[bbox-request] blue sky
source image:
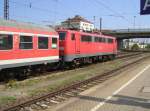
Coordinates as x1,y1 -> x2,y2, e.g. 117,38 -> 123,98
0,0 -> 150,29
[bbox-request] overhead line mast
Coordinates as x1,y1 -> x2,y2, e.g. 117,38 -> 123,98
4,0 -> 9,20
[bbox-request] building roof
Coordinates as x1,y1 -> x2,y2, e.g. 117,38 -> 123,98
0,19 -> 56,32
62,15 -> 92,24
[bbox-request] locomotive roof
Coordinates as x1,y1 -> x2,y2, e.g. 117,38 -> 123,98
58,29 -> 116,39
0,19 -> 56,32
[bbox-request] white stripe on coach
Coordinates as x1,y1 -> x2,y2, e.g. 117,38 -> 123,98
0,56 -> 59,65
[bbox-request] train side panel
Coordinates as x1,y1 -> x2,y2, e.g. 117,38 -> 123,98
58,29 -> 117,62
0,20 -> 59,69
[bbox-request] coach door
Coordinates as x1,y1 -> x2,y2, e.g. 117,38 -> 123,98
72,33 -> 80,54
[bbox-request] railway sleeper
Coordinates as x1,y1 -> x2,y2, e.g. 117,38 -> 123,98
49,100 -> 60,104
55,95 -> 68,100
64,92 -> 76,97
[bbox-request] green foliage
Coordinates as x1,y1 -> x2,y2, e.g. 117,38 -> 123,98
29,74 -> 86,97
145,44 -> 150,49
0,96 -> 16,105
131,44 -> 139,51
6,79 -> 19,88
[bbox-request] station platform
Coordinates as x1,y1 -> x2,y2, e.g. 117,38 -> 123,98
48,58 -> 150,111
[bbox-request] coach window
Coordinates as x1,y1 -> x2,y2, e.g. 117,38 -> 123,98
71,33 -> 75,40
19,36 -> 33,49
38,37 -> 48,49
0,34 -> 13,50
52,38 -> 57,49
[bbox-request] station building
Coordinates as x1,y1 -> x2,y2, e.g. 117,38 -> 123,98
61,15 -> 94,32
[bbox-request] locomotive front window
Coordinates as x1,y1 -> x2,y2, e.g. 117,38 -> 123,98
0,34 -> 13,50
19,36 -> 33,49
52,38 -> 57,49
59,32 -> 66,40
38,37 -> 48,49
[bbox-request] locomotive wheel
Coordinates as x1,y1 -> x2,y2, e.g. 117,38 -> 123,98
89,58 -> 93,64
70,59 -> 80,68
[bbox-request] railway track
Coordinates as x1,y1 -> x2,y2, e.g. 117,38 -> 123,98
116,52 -> 142,58
0,52 -> 141,82
2,53 -> 150,111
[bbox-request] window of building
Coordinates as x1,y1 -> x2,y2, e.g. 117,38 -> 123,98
38,37 -> 48,49
71,33 -> 75,40
0,34 -> 13,50
59,32 -> 66,40
19,36 -> 33,49
52,38 -> 57,49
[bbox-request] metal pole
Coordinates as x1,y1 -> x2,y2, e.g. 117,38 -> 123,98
100,18 -> 102,32
4,0 -> 9,20
133,16 -> 136,29
93,16 -> 95,28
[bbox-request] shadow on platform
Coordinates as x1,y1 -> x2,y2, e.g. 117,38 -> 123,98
77,94 -> 150,109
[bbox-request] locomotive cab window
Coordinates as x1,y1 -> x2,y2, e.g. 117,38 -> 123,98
0,34 -> 13,50
38,37 -> 48,49
52,38 -> 57,49
19,36 -> 33,49
59,32 -> 66,40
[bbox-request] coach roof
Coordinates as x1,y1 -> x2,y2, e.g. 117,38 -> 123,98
0,19 -> 56,32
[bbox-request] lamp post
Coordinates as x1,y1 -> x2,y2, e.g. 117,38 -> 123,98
93,16 -> 96,28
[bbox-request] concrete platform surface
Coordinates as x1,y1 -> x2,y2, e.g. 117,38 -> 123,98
47,58 -> 150,111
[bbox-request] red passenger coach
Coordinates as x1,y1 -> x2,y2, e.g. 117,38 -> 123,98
0,19 -> 59,70
58,29 -> 117,64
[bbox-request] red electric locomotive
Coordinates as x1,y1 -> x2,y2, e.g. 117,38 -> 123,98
58,29 -> 117,65
0,19 -> 59,77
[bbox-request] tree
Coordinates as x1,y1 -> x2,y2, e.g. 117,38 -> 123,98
131,44 -> 139,51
